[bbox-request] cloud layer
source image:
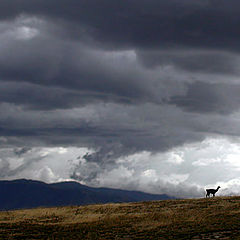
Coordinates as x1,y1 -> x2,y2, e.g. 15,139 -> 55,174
1,1 -> 240,197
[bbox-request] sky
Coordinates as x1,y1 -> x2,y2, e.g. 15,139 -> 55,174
1,0 -> 240,198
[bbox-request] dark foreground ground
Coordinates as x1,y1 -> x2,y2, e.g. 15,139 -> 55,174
1,196 -> 240,239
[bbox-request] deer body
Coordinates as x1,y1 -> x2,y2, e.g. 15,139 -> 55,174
206,186 -> 220,198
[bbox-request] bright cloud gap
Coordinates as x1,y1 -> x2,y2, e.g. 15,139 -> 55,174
0,137 -> 239,198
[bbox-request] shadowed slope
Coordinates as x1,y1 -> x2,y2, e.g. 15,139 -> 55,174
0,179 -> 173,210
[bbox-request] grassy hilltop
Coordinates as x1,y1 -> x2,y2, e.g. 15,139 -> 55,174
1,197 -> 240,239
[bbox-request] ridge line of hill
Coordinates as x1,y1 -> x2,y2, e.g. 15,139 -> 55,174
0,179 -> 175,210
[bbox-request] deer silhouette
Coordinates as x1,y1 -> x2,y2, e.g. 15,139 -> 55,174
206,186 -> 221,198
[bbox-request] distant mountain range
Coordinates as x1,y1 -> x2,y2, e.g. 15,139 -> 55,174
0,179 -> 174,210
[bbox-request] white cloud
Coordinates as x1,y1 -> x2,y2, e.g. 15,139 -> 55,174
224,154 -> 240,169
14,26 -> 39,40
0,147 -> 89,183
98,166 -> 134,187
1,137 -> 240,198
0,16 -> 40,41
167,152 -> 184,165
36,166 -> 58,182
192,157 -> 221,166
71,136 -> 240,197
163,173 -> 189,185
0,137 -> 7,143
215,178 -> 240,196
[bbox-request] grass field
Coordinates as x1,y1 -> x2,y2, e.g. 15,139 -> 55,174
1,197 -> 240,239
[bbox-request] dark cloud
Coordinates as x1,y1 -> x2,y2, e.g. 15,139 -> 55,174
170,82 -> 240,114
0,33 -> 154,106
1,0 -> 240,193
138,50 -> 240,75
1,0 -> 240,50
0,81 -> 136,110
1,1 -> 239,111
0,101 -> 208,154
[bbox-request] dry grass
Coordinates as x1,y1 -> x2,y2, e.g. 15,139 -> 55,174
1,197 -> 240,239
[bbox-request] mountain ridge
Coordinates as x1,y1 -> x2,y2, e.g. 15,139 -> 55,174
0,179 -> 174,210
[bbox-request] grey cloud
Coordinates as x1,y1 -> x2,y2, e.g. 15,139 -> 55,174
0,0 -> 240,51
1,97 -> 240,154
0,22 -> 187,109
14,147 -> 31,157
0,32 -> 155,106
1,0 -> 240,196
138,50 -> 240,75
0,102 -> 206,151
0,81 -> 134,110
81,143 -> 133,164
1,2 -> 239,114
0,148 -> 45,178
170,82 -> 240,114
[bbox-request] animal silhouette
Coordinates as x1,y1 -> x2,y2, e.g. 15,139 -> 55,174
206,186 -> 220,198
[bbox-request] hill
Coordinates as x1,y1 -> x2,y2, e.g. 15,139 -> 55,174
0,197 -> 240,239
0,179 -> 173,210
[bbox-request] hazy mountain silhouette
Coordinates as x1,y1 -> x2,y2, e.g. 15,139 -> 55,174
0,179 -> 174,210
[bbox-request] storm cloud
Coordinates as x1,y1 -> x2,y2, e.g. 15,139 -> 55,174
1,0 -> 240,197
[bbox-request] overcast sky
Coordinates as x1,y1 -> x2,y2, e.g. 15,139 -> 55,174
1,0 -> 240,198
